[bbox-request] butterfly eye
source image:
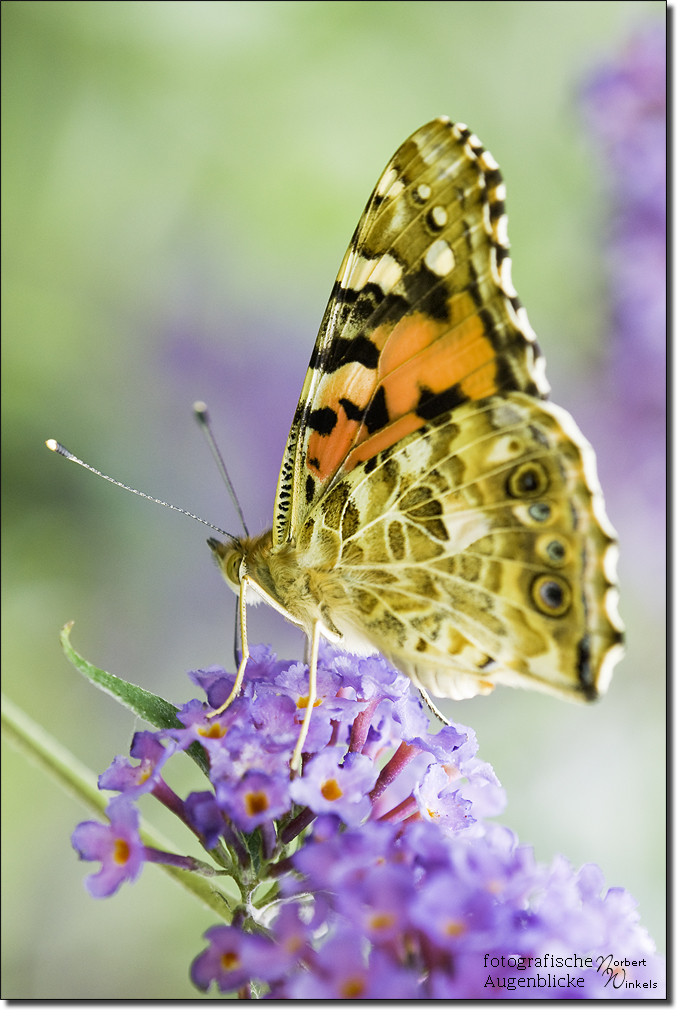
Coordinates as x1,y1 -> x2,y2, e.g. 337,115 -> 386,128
225,551 -> 243,586
531,574 -> 572,617
507,461 -> 549,499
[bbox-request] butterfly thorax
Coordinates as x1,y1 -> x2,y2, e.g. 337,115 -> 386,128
208,532 -> 345,638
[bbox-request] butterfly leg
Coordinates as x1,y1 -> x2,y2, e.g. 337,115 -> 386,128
290,620 -> 321,774
207,577 -> 253,717
418,687 -> 452,727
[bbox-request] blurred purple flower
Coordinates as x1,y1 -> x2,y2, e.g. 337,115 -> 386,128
580,23 -> 666,532
190,924 -> 285,994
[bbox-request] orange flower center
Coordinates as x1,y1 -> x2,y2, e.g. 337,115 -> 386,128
244,790 -> 269,816
320,778 -> 343,801
220,950 -> 241,972
198,723 -> 227,739
112,838 -> 130,865
297,695 -> 323,710
340,976 -> 366,998
137,760 -> 152,783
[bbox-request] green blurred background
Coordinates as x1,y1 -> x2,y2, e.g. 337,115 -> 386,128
2,1 -> 665,998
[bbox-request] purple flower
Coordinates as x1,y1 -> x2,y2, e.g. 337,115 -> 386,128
412,762 -> 474,831
71,644 -> 664,997
289,748 -> 378,826
286,930 -> 420,999
268,902 -> 314,966
98,730 -> 174,798
580,23 -> 666,530
216,769 -> 290,832
71,797 -> 145,897
184,790 -> 225,849
171,696 -> 245,755
190,924 -> 285,994
285,815 -> 664,998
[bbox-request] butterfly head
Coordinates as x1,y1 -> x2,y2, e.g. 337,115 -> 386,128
208,536 -> 247,592
207,530 -> 275,596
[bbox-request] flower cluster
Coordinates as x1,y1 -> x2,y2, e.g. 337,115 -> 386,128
71,645 -> 663,998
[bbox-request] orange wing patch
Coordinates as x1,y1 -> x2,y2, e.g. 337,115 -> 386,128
375,314 -> 497,421
306,362 -> 378,481
306,309 -> 499,482
343,411 -> 425,472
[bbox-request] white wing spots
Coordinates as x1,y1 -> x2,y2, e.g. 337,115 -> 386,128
492,182 -> 507,201
370,253 -> 404,295
467,133 -> 482,151
485,433 -> 526,465
493,214 -> 509,246
429,205 -> 448,229
540,401 -> 620,541
340,251 -> 374,291
491,401 -> 527,428
387,179 -> 405,200
506,297 -> 540,350
499,257 -> 517,298
424,239 -> 455,277
603,543 -> 620,584
376,166 -> 398,198
452,122 -> 468,137
604,587 -> 625,632
479,150 -> 499,172
591,492 -> 619,540
489,246 -> 501,285
416,183 -> 431,201
543,403 -> 601,490
482,202 -> 492,233
336,244 -> 357,286
443,510 -> 491,554
531,352 -> 551,396
340,252 -> 403,295
427,670 -> 495,701
596,641 -> 625,694
505,298 -> 524,336
516,306 -> 538,343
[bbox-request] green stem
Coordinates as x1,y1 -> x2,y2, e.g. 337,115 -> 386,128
1,693 -> 238,922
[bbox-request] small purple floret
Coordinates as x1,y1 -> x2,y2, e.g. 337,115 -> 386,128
71,797 -> 145,897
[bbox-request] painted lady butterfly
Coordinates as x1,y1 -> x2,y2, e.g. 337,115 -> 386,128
208,118 -> 624,768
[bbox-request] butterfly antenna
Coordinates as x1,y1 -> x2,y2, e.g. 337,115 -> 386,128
45,439 -> 234,538
193,402 -> 250,537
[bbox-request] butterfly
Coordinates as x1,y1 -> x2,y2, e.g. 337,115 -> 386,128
208,117 -> 625,769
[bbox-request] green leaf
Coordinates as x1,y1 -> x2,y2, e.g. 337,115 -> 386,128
1,693 -> 237,921
60,622 -> 209,777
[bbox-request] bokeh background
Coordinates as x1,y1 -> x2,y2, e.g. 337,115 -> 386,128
2,1 -> 665,999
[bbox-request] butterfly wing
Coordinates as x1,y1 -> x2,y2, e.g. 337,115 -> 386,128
293,394 -> 624,701
272,117 -> 623,700
273,117 -> 548,546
